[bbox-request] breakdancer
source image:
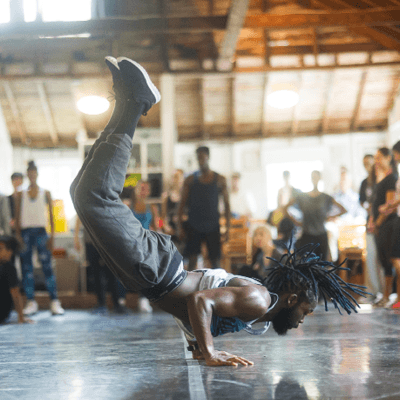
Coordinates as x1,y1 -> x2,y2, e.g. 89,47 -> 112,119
71,56 -> 368,367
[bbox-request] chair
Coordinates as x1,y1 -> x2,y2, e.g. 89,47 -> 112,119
337,224 -> 367,285
221,217 -> 252,273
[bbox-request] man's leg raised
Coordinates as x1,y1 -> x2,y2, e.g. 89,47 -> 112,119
73,57 -> 179,293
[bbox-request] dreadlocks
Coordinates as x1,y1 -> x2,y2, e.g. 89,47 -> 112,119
263,240 -> 370,315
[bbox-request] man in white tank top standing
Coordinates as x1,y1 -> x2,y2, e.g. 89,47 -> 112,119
15,161 -> 64,316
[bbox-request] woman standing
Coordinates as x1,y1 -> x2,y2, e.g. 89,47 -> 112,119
161,169 -> 184,248
15,161 -> 64,316
131,180 -> 159,312
284,170 -> 347,260
373,147 -> 399,308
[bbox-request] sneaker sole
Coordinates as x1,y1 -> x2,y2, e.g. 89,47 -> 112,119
116,57 -> 161,104
105,56 -> 119,70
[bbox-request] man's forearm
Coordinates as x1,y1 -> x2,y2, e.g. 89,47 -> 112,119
10,288 -> 24,322
186,293 -> 215,360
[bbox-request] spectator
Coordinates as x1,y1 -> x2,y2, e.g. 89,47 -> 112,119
370,148 -> 398,308
333,166 -> 366,221
277,171 -> 300,208
0,194 -> 11,237
178,146 -> 230,271
229,172 -> 253,218
284,170 -> 347,261
161,169 -> 184,249
8,172 -> 23,234
74,217 -> 127,314
0,236 -> 33,324
131,180 -> 159,312
377,142 -> 400,309
15,161 -> 64,316
238,225 -> 282,281
359,155 -> 382,302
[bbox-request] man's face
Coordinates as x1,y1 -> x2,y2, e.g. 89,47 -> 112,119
0,242 -> 12,263
27,170 -> 38,184
272,299 -> 316,336
363,156 -> 374,173
12,177 -> 23,191
252,228 -> 271,249
393,151 -> 400,165
197,151 -> 209,170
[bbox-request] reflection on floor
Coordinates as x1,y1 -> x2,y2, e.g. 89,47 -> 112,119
1,307 -> 400,400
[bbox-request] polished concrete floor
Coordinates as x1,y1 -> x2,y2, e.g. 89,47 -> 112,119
1,306 -> 400,400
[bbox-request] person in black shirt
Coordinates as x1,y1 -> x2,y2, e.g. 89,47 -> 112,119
370,148 -> 398,307
8,172 -> 23,232
0,236 -> 32,324
359,155 -> 375,210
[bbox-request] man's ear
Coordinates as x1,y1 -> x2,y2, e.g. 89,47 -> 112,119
287,294 -> 299,308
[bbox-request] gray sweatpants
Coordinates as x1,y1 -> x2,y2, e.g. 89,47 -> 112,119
70,131 -> 183,297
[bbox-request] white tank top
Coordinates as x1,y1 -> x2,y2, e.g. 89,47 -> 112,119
174,269 -> 279,343
20,188 -> 48,229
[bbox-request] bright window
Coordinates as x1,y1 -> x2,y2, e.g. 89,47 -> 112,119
0,0 -> 10,23
33,158 -> 82,222
266,160 -> 324,212
39,0 -> 91,22
24,0 -> 91,22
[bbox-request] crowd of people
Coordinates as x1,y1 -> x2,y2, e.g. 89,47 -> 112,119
1,59 -> 400,328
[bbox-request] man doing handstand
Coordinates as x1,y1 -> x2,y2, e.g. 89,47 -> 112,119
71,56 -> 368,367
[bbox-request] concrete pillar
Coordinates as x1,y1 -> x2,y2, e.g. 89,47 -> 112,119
0,106 -> 13,194
160,74 -> 177,182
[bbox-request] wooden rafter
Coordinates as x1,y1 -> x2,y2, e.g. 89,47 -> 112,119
36,82 -> 59,145
217,0 -> 251,70
2,81 -> 26,143
309,0 -> 400,52
234,60 -> 400,73
350,71 -> 368,131
237,42 -> 386,57
244,7 -> 400,30
0,16 -> 228,39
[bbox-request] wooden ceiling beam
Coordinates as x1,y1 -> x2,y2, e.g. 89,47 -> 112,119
244,7 -> 400,30
308,0 -> 400,52
0,16 -> 228,39
36,82 -> 59,146
350,70 -> 368,131
177,127 -> 386,142
233,60 -> 400,73
2,81 -> 27,144
237,42 -> 386,56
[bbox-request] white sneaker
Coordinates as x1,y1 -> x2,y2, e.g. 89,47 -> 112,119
138,297 -> 152,313
373,292 -> 383,305
385,293 -> 399,309
50,299 -> 65,315
23,300 -> 38,315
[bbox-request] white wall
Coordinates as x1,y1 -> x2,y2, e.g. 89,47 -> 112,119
174,131 -> 386,219
0,107 -> 13,195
